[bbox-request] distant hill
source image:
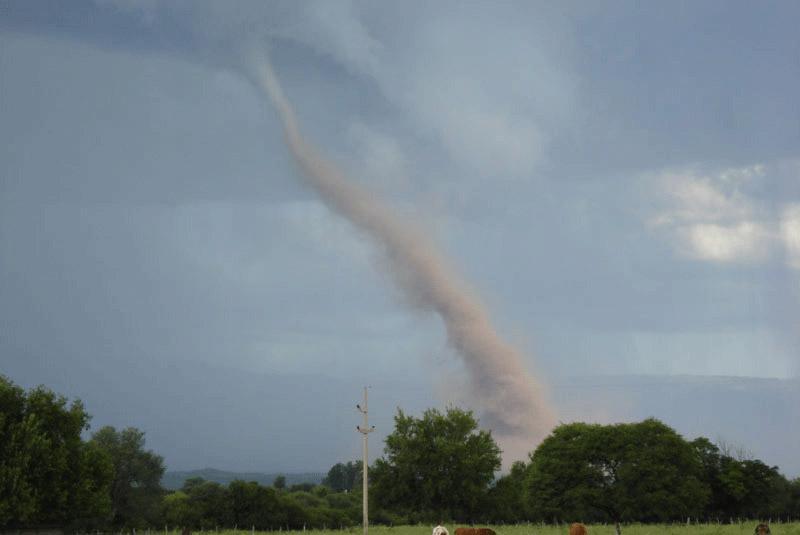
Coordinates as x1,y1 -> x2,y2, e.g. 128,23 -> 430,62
162,468 -> 324,490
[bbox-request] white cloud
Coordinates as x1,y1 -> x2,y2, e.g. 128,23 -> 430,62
781,204 -> 800,269
651,165 -> 781,265
682,222 -> 770,263
653,165 -> 761,226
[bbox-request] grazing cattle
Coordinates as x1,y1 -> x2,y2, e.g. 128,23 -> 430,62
433,526 -> 449,535
455,528 -> 496,535
755,524 -> 770,535
570,523 -> 587,535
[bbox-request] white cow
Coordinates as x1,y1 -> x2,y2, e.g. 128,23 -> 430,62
433,526 -> 449,535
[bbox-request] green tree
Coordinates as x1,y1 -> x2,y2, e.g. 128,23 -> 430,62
0,377 -> 41,525
90,426 -> 165,528
791,478 -> 800,517
323,489 -> 360,525
180,479 -> 230,528
528,419 -> 708,523
690,437 -> 739,520
690,437 -> 794,520
273,475 -> 287,490
228,480 -> 286,529
371,407 -> 500,521
720,458 -> 791,519
322,461 -> 362,492
0,376 -> 112,529
161,491 -> 195,528
486,460 -> 530,523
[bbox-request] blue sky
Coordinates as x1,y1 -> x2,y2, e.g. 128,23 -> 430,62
1,1 -> 799,475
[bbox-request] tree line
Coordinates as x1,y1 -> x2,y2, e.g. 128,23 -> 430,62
2,376 -> 799,531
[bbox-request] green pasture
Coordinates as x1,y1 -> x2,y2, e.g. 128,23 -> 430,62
209,523 -> 800,535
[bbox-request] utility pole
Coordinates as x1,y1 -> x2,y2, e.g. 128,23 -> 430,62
356,387 -> 375,535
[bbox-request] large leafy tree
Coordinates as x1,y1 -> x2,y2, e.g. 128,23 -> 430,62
90,426 -> 165,528
371,407 -> 500,521
322,461 -> 362,492
161,491 -> 195,528
791,478 -> 800,517
690,437 -> 794,520
179,478 -> 232,529
715,457 -> 791,519
691,437 -> 725,515
228,480 -> 287,529
528,419 -> 708,523
0,376 -> 112,529
486,460 -> 530,523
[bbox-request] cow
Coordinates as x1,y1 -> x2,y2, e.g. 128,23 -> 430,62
433,525 -> 449,535
455,528 -> 496,535
755,524 -> 770,535
570,523 -> 587,535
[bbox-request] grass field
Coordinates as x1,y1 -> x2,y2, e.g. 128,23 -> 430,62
207,523 -> 800,535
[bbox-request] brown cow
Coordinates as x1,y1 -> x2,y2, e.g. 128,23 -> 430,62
755,524 -> 770,535
570,523 -> 587,535
455,528 -> 496,535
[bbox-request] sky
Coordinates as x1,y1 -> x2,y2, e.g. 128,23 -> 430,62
1,1 -> 799,476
